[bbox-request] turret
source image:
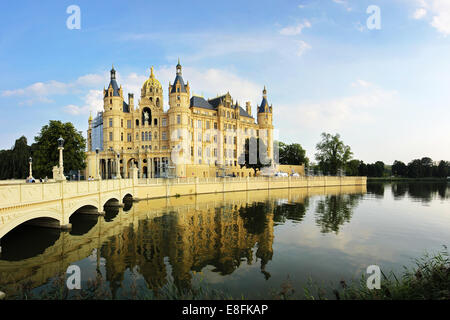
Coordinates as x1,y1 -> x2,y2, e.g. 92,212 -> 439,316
246,101 -> 252,116
169,59 -> 190,110
257,86 -> 274,161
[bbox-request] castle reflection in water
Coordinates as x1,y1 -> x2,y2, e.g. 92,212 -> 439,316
0,185 -> 367,298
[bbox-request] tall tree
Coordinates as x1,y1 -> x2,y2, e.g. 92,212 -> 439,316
437,160 -> 448,178
239,137 -> 271,175
32,121 -> 86,178
278,142 -> 309,166
392,160 -> 407,176
315,133 -> 353,175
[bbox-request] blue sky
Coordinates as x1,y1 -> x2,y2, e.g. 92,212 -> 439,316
0,0 -> 449,164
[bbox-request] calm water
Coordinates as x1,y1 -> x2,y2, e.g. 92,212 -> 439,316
0,182 -> 449,299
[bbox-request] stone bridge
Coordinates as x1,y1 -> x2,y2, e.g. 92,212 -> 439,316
0,175 -> 366,247
0,179 -> 136,241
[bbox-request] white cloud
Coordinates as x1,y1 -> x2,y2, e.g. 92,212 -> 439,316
277,80 -> 398,130
413,8 -> 427,19
413,0 -> 450,35
296,40 -> 312,56
279,20 -> 311,36
63,90 -> 103,115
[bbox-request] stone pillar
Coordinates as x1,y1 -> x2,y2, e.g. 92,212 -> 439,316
106,159 -> 110,179
150,158 -> 153,178
124,157 -> 128,179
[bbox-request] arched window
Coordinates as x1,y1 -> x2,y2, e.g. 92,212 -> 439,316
136,119 -> 139,126
142,132 -> 145,141
145,132 -> 148,141
150,87 -> 153,93
156,98 -> 160,107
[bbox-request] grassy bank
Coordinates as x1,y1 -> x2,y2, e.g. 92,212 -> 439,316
2,248 -> 449,300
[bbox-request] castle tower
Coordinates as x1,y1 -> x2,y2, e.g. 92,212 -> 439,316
103,65 -> 125,152
168,59 -> 191,176
257,86 -> 274,161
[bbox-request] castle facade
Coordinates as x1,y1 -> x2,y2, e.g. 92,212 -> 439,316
86,61 -> 274,178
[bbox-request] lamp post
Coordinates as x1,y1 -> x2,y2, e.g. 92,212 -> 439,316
95,148 -> 101,180
27,156 -> 34,181
57,136 -> 66,181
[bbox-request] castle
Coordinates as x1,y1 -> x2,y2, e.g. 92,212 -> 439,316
85,61 -> 274,179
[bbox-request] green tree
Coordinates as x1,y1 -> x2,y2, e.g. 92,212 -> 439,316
315,133 -> 353,175
0,136 -> 32,179
392,160 -> 407,177
346,159 -> 361,176
239,137 -> 271,175
32,121 -> 86,178
437,160 -> 448,178
278,142 -> 309,166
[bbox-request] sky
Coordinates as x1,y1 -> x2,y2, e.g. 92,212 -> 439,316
0,0 -> 449,164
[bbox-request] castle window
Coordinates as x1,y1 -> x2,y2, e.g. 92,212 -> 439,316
142,132 -> 145,141
156,98 -> 160,107
145,132 -> 148,141
177,96 -> 180,101
162,118 -> 167,126
214,148 -> 217,157
110,99 -> 112,104
109,118 -> 113,127
127,120 -> 131,129
198,147 -> 202,157
154,132 -> 157,139
109,132 -> 113,141
127,133 -> 132,142
136,133 -> 139,140
121,119 -> 123,128
149,131 -> 152,141
150,88 -> 153,93
121,133 -> 123,141
136,119 -> 139,126
197,120 -> 202,128
177,114 -> 181,124
206,121 -> 210,129
214,122 -> 217,130
154,118 -> 158,126
177,87 -> 180,93
162,131 -> 167,140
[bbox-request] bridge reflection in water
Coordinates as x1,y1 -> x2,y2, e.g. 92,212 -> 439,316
0,185 -> 366,298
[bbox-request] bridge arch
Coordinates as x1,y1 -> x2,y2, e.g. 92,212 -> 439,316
67,199 -> 100,221
0,210 -> 62,239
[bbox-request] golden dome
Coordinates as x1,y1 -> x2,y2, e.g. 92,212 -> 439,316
142,66 -> 162,91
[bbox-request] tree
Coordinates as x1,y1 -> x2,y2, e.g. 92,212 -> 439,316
392,160 -> 407,177
0,136 -> 32,179
346,159 -> 361,176
239,137 -> 271,175
437,160 -> 448,178
315,133 -> 353,175
278,142 -> 309,166
32,121 -> 86,178
407,159 -> 422,178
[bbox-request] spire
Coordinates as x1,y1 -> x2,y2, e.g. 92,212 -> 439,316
176,58 -> 182,75
110,65 -> 116,80
89,111 -> 93,122
150,66 -> 155,78
263,86 -> 267,98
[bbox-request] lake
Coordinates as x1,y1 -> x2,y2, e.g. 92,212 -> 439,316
0,182 -> 448,299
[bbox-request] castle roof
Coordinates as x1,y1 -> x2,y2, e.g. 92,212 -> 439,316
105,65 -> 121,98
171,74 -> 187,93
190,95 -> 254,118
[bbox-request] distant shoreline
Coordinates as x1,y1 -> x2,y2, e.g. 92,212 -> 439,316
368,177 -> 448,182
